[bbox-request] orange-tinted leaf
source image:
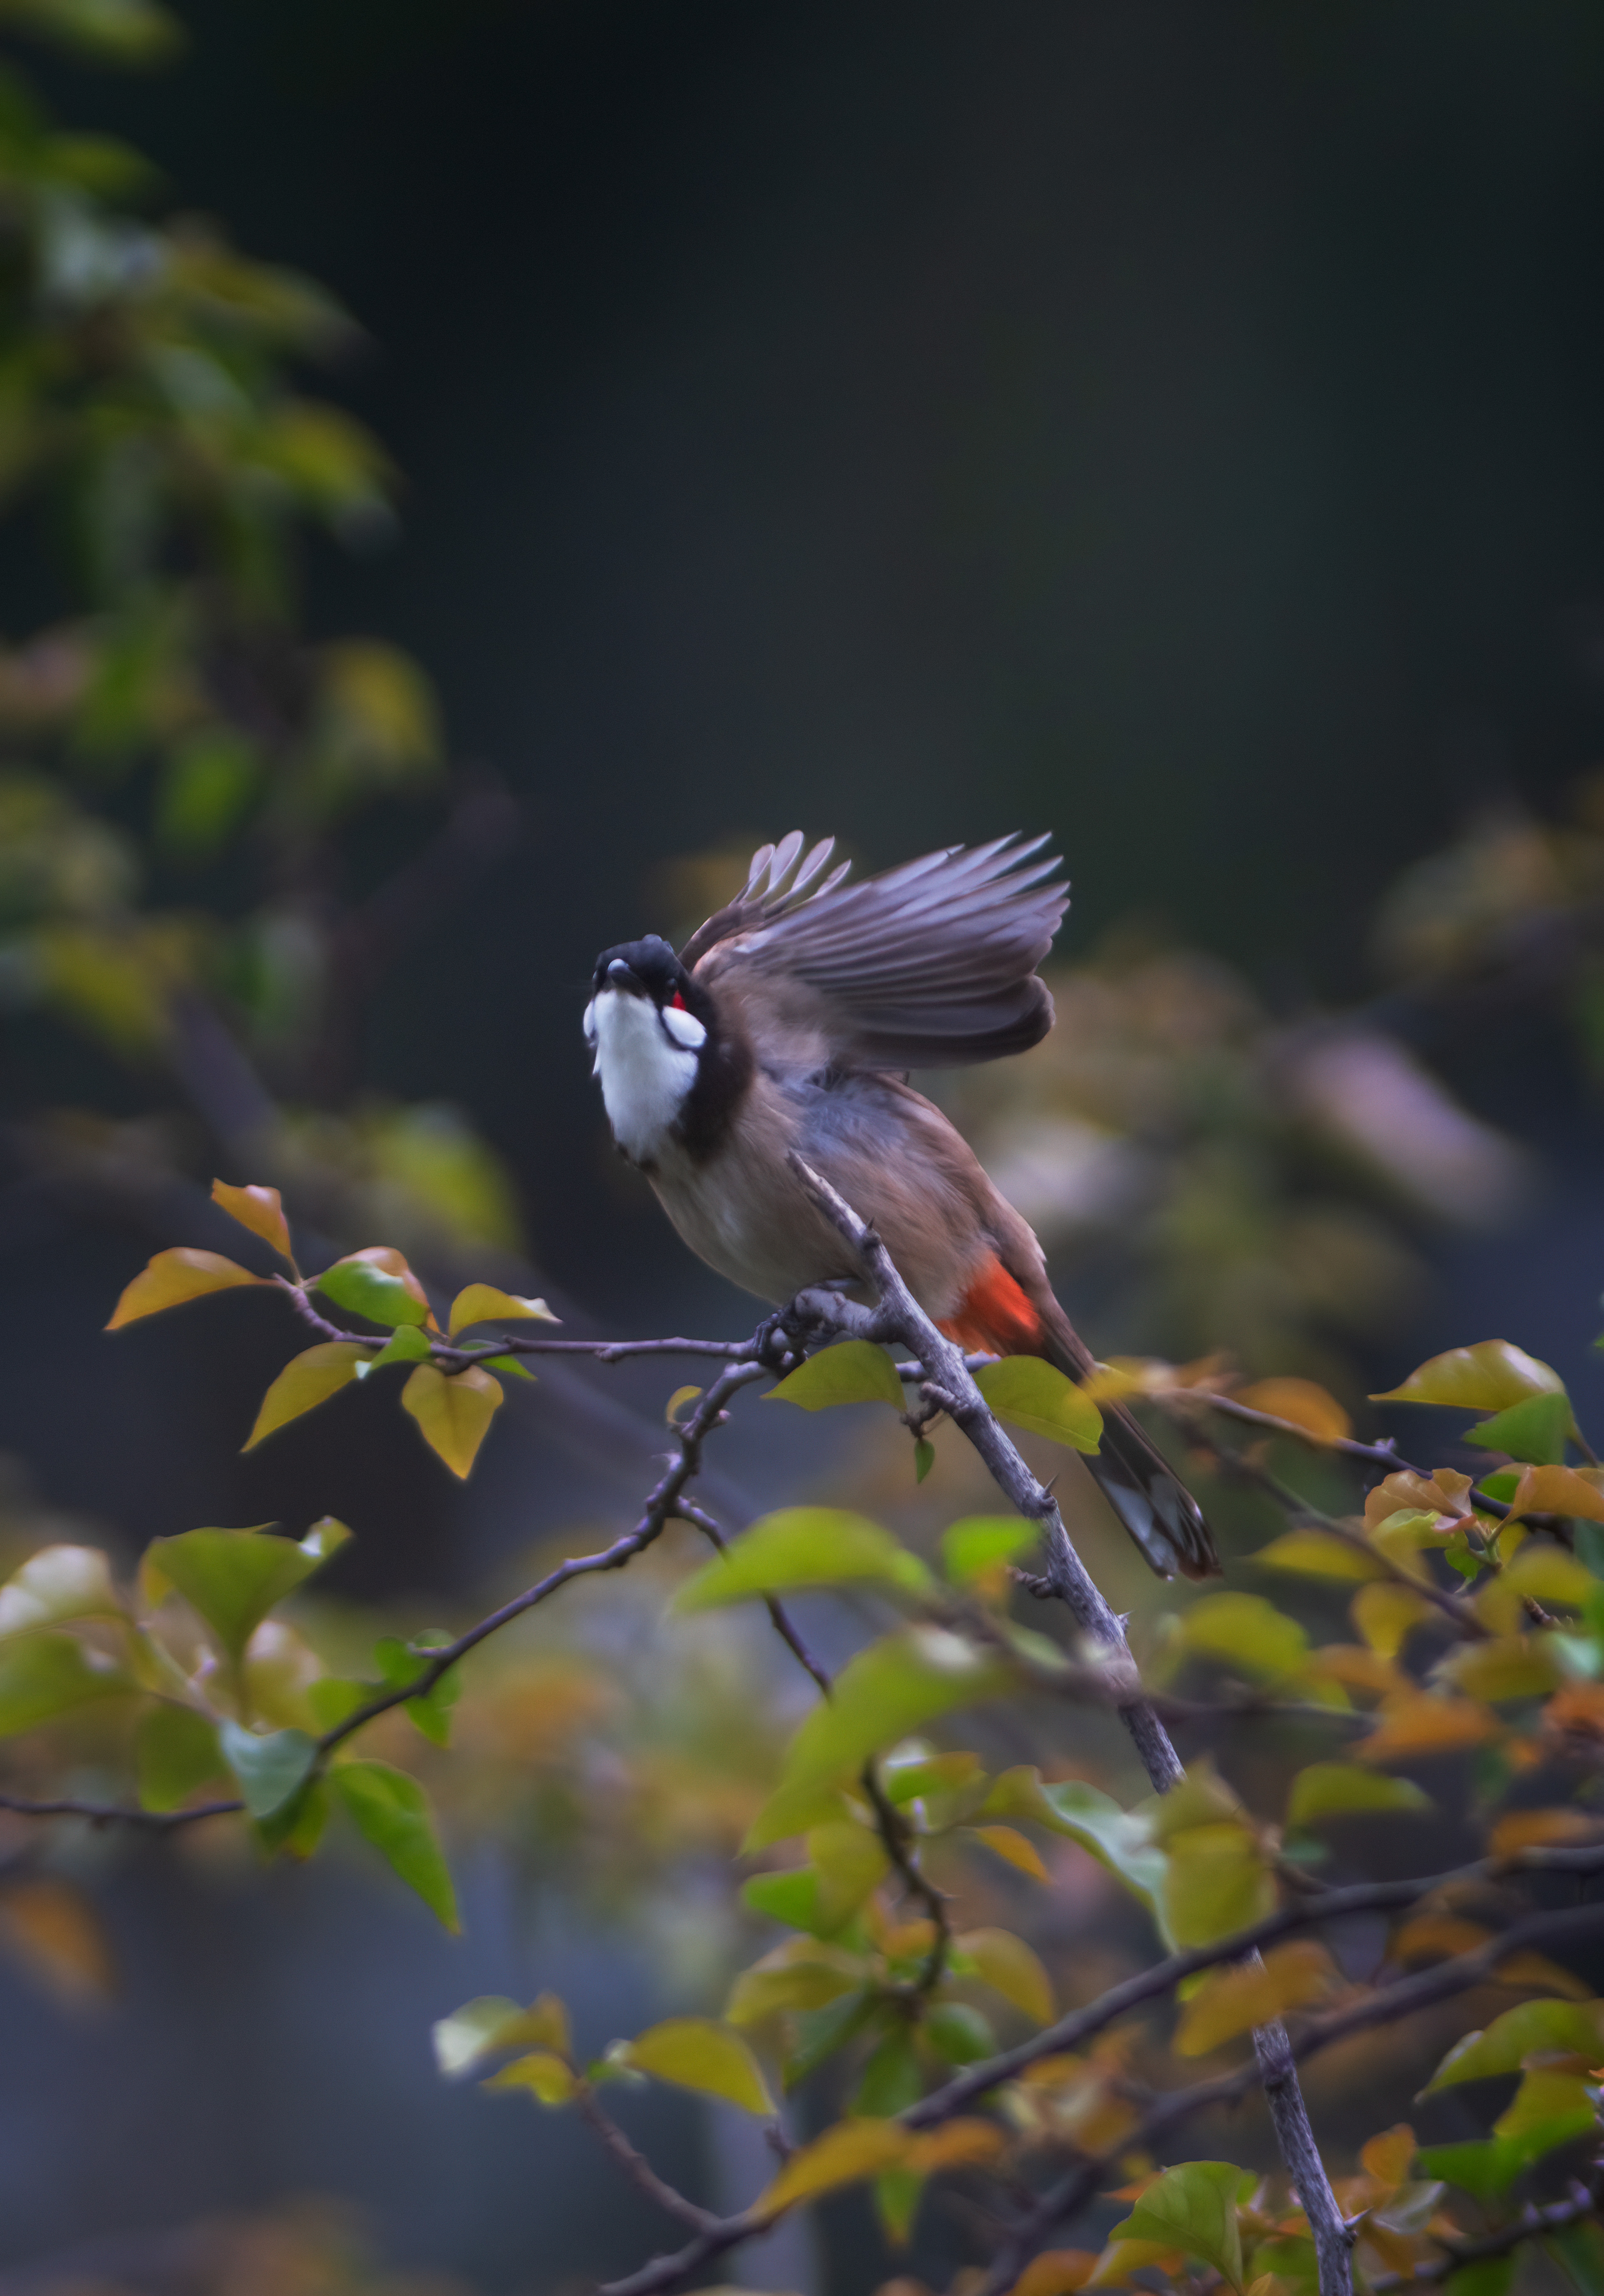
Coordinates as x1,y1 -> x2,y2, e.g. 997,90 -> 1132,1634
401,1363 -> 503,1478
1503,1467 -> 1604,1527
970,1824 -> 1050,1881
1492,1951 -> 1594,1998
1234,1379 -> 1352,1443
1014,2256 -> 1100,2296
211,1180 -> 293,1262
107,1247 -> 263,1329
907,2119 -> 1007,2172
1304,1643 -> 1407,1697
1391,1914 -> 1491,1963
1371,1342 -> 1565,1412
1359,1695 -> 1500,1765
243,1342 -> 368,1449
1359,2125 -> 1416,2187
1443,1637 -> 1563,1702
1491,1809 -> 1600,1857
0,1877 -> 114,2005
1173,1941 -> 1336,2056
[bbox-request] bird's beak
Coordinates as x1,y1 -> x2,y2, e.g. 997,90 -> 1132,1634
604,958 -> 645,995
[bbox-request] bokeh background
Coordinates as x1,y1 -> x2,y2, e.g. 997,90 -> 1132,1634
5,2 -> 1604,2292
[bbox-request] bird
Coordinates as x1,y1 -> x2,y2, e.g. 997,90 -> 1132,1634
583,831 -> 1219,1580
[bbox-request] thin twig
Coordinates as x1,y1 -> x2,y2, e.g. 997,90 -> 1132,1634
861,1760 -> 951,1995
1367,2180 -> 1602,2291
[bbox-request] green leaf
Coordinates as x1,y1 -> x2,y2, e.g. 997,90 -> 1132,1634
1162,1821 -> 1274,1950
1372,1341 -> 1566,1412
764,1342 -> 906,1412
316,1256 -> 429,1328
622,2017 -> 773,2115
0,1546 -> 124,1638
1427,1999 -> 1604,2088
0,1631 -> 131,1735
332,1760 -> 459,1929
360,1325 -> 432,1373
1108,2161 -> 1249,2291
854,2027 -> 924,2117
135,1704 -> 224,1812
1447,2261 -> 1517,2296
983,1768 -> 1166,1918
374,1635 -> 459,1747
1549,2220 -> 1604,2296
400,1363 -> 502,1478
1413,2141 -> 1526,2204
957,1927 -> 1055,2024
972,1357 -> 1102,1451
434,1992 -> 570,2076
4,0 -> 182,65
243,1343 -> 369,1449
218,1721 -> 317,1819
1465,1391 -> 1574,1466
941,1516 -> 1038,1586
1175,1593 -> 1309,1683
785,1989 -> 875,2086
1252,1528 -> 1388,1582
1286,1764 -> 1432,1829
479,1353 -> 534,1381
914,1438 -> 935,1484
923,2001 -> 996,2065
746,1629 -> 1012,1848
1492,2068 -> 1596,2154
742,1867 -> 827,1933
672,1508 -> 931,1613
143,1521 -> 350,1664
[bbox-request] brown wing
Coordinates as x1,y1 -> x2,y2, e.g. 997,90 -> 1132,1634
683,833 -> 1069,1070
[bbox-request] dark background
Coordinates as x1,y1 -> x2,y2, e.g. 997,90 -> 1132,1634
30,0 -> 1604,1318
7,5 -> 1604,2290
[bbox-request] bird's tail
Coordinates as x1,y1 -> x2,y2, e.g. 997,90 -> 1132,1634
938,1254 -> 1220,1582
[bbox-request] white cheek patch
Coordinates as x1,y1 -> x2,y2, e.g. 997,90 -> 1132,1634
661,1004 -> 707,1051
590,988 -> 699,1161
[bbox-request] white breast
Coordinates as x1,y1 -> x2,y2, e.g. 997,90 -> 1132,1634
588,989 -> 700,1163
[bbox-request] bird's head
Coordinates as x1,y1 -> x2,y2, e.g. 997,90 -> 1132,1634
584,935 -> 715,1162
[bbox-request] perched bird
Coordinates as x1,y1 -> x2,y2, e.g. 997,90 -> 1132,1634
584,832 -> 1218,1580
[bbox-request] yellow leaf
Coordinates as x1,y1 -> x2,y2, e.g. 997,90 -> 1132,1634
807,1819 -> 889,1928
624,2017 -> 773,2115
1304,1644 -> 1406,1697
1014,2255 -> 1100,2296
1503,1467 -> 1604,1527
726,1955 -> 861,2027
0,1877 -> 114,2005
1371,1341 -> 1565,1411
107,1247 -> 264,1329
970,1823 -> 1050,1881
972,1357 -> 1102,1451
1234,1379 -> 1353,1443
1360,1695 -> 1501,1764
484,2050 -> 575,2105
758,2118 -> 911,2213
1162,1820 -> 1274,1948
1351,1583 -> 1433,1660
1088,2240 -> 1188,2286
665,1385 -> 703,1426
446,1284 -> 557,1339
906,2119 -> 1007,2172
1253,1529 -> 1385,1582
1358,2125 -> 1416,2187
401,1363 -> 503,1478
1477,1547 -> 1599,1638
1173,1941 -> 1336,2056
210,1179 -> 293,1263
243,1342 -> 369,1450
1493,1951 -> 1594,1998
1441,1637 -> 1562,1702
1489,1809 -> 1600,1858
958,1927 -> 1056,2024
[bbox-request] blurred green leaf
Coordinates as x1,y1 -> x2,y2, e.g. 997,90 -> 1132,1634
941,1516 -> 1038,1586
217,1721 -> 315,1819
764,1342 -> 906,1412
922,2001 -> 996,2065
0,1630 -> 130,1734
1372,1341 -> 1566,1412
1108,2162 -> 1249,2291
373,1633 -> 458,1747
0,0 -> 182,64
1549,2220 -> 1604,2296
1427,1999 -> 1604,2089
622,2018 -> 772,2115
913,1437 -> 935,1483
1174,1593 -> 1309,1684
0,1544 -> 123,1637
1285,1764 -> 1431,1828
332,1760 -> 458,1929
154,728 -> 258,862
316,1257 -> 428,1328
135,1702 -> 223,1811
983,1768 -> 1166,1918
143,1521 -> 348,1662
1465,1391 -> 1573,1466
854,2026 -> 923,2117
484,2050 -> 575,2107
673,1508 -> 931,1613
243,1342 -> 368,1449
972,1357 -> 1102,1451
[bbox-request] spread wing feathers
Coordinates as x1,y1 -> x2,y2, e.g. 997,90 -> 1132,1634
683,832 -> 1070,1069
